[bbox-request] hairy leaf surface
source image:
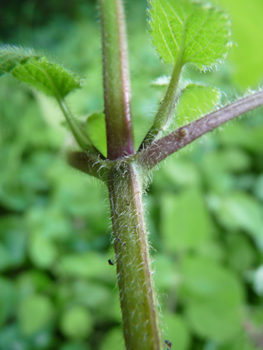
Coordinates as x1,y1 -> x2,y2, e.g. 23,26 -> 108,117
0,45 -> 82,98
149,0 -> 231,69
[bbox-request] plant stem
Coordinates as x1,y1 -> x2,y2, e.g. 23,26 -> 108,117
108,162 -> 163,350
56,97 -> 94,151
139,50 -> 184,150
137,90 -> 263,169
67,151 -> 110,181
99,0 -> 134,160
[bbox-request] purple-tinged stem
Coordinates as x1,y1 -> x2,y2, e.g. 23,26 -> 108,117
137,90 -> 263,169
99,0 -> 134,160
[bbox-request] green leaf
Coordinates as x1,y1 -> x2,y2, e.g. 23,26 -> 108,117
99,328 -> 125,350
212,192 -> 263,240
0,45 -> 37,75
29,233 -> 58,269
215,0 -> 263,87
60,306 -> 93,339
18,295 -> 53,335
180,256 -> 244,341
85,113 -> 107,157
56,252 -> 109,280
186,301 -> 241,341
161,187 -> 211,251
0,45 -> 82,98
163,313 -> 190,350
175,84 -> 221,126
0,278 -> 17,326
149,0 -> 231,69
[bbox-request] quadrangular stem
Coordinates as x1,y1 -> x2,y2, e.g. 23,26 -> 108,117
108,162 -> 163,350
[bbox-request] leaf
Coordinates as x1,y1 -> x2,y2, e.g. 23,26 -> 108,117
60,306 -> 93,339
149,0 -> 231,69
180,256 -> 244,341
99,328 -> 125,350
161,187 -> 211,251
0,45 -> 37,75
18,295 -> 53,335
85,113 -> 107,157
216,0 -> 263,87
29,233 -> 58,269
212,192 -> 263,240
163,313 -> 190,350
186,301 -> 241,341
0,45 -> 82,98
0,278 -> 17,326
175,84 -> 221,126
56,252 -> 109,280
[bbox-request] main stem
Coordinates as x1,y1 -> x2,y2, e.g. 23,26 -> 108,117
99,0 -> 134,160
108,163 -> 163,350
99,0 -> 163,348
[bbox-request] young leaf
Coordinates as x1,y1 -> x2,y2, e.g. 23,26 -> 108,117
149,0 -> 231,69
0,45 -> 82,98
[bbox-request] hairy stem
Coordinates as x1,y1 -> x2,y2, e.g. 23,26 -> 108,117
56,98 -> 95,151
67,151 -> 110,181
108,163 -> 163,350
139,45 -> 184,150
137,90 -> 263,169
99,0 -> 134,159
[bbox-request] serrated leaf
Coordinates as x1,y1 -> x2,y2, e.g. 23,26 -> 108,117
0,45 -> 82,98
175,84 -> 221,126
0,45 -> 37,75
149,0 -> 230,69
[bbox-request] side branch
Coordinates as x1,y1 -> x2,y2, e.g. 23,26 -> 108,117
137,90 -> 263,169
67,151 -> 111,181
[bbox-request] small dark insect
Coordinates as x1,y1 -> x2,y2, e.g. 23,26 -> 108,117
108,259 -> 115,266
165,340 -> 172,349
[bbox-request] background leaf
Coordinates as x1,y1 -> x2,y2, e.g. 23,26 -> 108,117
60,306 -> 93,339
85,113 -> 107,157
175,84 -> 221,126
18,295 -> 53,335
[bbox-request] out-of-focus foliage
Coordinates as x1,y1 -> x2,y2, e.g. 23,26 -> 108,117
0,0 -> 263,350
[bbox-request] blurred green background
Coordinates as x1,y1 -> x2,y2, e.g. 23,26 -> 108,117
0,0 -> 263,349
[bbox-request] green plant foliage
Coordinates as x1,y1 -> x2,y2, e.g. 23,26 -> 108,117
0,1 -> 263,349
212,191 -> 263,239
163,313 -> 190,350
215,0 -> 263,87
85,113 -> 107,157
60,306 -> 93,339
175,84 -> 221,126
99,328 -> 125,350
0,45 -> 37,75
161,187 -> 211,251
180,256 -> 244,341
18,295 -> 54,335
149,0 -> 231,69
0,45 -> 82,98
